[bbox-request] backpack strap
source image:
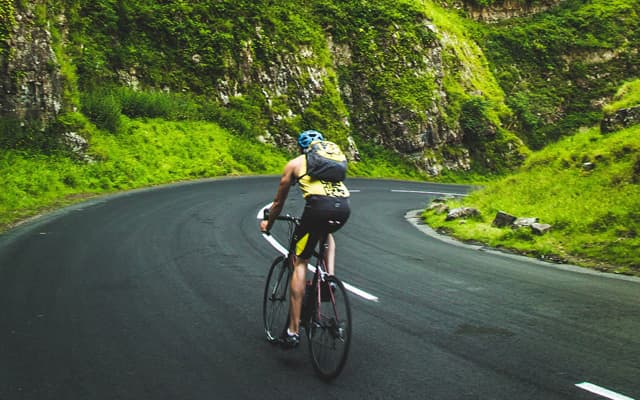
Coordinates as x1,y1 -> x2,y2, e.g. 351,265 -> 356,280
295,153 -> 309,185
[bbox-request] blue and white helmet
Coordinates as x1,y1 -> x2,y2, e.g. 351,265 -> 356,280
297,130 -> 324,149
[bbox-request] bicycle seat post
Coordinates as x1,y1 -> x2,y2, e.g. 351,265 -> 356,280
316,232 -> 330,277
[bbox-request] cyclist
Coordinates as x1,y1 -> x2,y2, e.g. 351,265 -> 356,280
260,130 -> 351,348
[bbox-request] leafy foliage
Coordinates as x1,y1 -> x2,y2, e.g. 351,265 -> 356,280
0,118 -> 291,230
603,79 -> 640,114
424,124 -> 640,274
80,88 -> 123,133
461,0 -> 550,6
478,0 -> 640,148
0,0 -> 14,57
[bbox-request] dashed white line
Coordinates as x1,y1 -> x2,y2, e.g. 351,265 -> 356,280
391,189 -> 466,196
261,233 -> 379,302
258,203 -> 379,303
576,382 -> 635,400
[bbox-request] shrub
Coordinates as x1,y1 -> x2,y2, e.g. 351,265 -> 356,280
116,87 -> 202,120
80,89 -> 123,133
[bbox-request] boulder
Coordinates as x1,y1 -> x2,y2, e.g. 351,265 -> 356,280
513,217 -> 538,228
427,202 -> 449,215
531,223 -> 552,235
446,207 -> 479,221
492,211 -> 516,227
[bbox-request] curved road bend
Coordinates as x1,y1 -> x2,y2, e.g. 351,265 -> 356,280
0,177 -> 638,400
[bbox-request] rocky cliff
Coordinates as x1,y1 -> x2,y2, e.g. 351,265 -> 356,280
0,2 -> 62,129
0,1 -> 531,175
463,0 -> 566,22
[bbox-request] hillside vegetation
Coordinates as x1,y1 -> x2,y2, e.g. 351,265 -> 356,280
2,0 -> 640,277
423,80 -> 640,275
0,113 -> 425,231
478,0 -> 640,149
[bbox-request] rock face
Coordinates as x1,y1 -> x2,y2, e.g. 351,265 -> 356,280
0,3 -> 524,176
464,0 -> 566,23
0,5 -> 63,127
330,23 -> 471,173
601,106 -> 640,133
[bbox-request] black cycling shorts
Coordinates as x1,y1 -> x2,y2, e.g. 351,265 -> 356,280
292,195 -> 350,259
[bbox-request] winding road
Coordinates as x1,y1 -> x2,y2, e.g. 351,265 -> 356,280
0,177 -> 638,399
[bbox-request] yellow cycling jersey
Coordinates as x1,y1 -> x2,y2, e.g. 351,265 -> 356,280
297,157 -> 350,199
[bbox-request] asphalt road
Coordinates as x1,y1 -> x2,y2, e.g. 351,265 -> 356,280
0,177 -> 638,400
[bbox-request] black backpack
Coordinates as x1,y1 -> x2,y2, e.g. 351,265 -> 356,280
304,140 -> 348,182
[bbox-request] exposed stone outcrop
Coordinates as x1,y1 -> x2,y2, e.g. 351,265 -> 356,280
0,4 -> 521,176
601,106 -> 640,133
210,20 -> 479,172
330,22 -> 473,174
464,0 -> 566,23
0,4 -> 62,127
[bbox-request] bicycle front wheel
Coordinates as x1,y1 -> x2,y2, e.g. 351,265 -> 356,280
263,256 -> 291,343
307,275 -> 352,380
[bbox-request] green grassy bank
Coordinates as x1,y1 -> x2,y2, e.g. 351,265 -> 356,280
0,116 -> 427,232
0,118 -> 284,230
423,124 -> 640,276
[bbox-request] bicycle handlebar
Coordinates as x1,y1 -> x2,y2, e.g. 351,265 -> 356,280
275,214 -> 300,224
262,207 -> 300,225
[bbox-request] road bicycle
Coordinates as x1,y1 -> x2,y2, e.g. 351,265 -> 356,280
262,213 -> 352,380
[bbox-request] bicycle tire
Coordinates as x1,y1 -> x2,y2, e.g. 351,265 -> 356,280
263,256 -> 291,343
307,275 -> 352,380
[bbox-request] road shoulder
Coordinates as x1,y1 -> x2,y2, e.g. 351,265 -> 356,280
405,209 -> 640,283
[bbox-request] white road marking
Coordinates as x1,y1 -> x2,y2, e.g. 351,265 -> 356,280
341,282 -> 379,302
391,189 -> 466,196
261,233 -> 288,255
258,203 -> 379,302
575,382 -> 635,400
261,233 -> 379,302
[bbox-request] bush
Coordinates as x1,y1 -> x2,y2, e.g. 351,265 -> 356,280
80,89 -> 123,133
460,97 -> 493,142
116,87 -> 202,120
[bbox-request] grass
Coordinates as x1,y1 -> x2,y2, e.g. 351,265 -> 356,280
0,117 -> 291,231
422,124 -> 640,276
416,0 -> 510,121
0,116 -> 428,232
603,79 -> 640,114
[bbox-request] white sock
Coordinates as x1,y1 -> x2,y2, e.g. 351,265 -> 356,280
287,328 -> 297,336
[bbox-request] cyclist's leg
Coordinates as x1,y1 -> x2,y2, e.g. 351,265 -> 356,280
288,255 -> 308,335
324,233 -> 336,276
323,200 -> 351,276
290,204 -> 322,335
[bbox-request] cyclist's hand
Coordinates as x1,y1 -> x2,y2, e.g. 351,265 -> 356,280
260,220 -> 270,234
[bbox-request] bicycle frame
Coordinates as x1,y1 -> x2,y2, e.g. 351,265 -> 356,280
274,215 -> 340,327
262,211 -> 352,380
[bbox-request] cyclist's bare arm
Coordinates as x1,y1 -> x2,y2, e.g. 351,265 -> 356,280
261,156 -> 303,232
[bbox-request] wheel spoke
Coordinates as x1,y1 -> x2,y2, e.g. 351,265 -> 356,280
263,257 -> 290,342
308,276 -> 351,380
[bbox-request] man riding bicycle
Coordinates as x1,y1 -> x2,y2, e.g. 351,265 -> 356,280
260,130 -> 351,348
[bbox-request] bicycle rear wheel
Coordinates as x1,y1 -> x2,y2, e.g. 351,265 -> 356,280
307,275 -> 352,380
263,256 -> 291,343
